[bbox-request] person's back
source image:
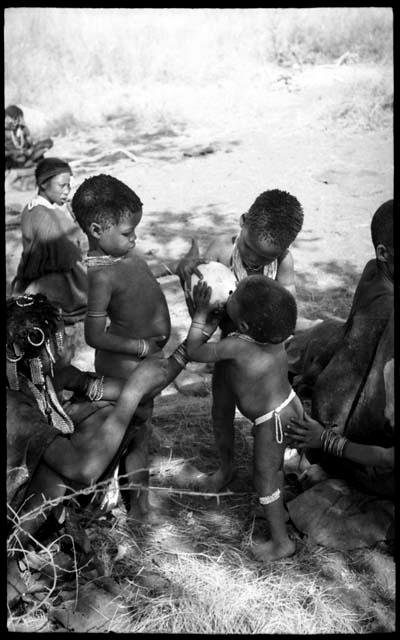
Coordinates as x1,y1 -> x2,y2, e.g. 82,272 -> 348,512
186,275 -> 303,561
72,173 -> 171,381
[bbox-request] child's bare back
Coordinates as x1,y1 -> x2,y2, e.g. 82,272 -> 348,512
221,338 -> 302,424
187,275 -> 301,561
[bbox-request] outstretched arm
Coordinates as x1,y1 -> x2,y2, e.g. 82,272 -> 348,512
186,280 -> 235,363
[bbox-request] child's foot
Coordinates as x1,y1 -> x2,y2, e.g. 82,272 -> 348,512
251,538 -> 296,562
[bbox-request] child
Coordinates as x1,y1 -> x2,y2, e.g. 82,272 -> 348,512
187,276 -> 304,561
5,104 -> 53,170
71,173 -> 171,523
177,189 -> 304,308
11,157 -> 87,324
177,189 -> 310,496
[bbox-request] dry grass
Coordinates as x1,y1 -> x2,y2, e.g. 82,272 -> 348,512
4,8 -> 393,137
8,394 -> 395,633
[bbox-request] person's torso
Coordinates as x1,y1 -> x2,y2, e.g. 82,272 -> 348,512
222,340 -> 294,421
104,252 -> 171,341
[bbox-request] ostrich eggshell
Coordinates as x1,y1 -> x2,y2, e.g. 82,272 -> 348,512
190,262 -> 237,307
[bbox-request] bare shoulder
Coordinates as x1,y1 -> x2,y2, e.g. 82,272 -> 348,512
87,265 -> 114,288
205,233 -> 235,265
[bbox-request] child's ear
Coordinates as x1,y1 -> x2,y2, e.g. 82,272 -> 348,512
376,243 -> 389,263
238,319 -> 249,333
89,222 -> 103,239
239,213 -> 246,228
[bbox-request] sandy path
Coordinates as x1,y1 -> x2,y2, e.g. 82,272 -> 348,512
6,63 -> 393,361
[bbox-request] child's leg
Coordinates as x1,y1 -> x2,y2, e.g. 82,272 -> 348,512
252,425 -> 295,561
120,402 -> 161,526
196,361 -> 236,492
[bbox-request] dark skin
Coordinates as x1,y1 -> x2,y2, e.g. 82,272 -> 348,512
186,281 -> 304,562
7,349 -> 183,606
8,329 -> 183,551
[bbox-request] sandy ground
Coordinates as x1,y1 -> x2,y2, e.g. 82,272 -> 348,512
5,62 -> 393,368
5,62 -> 394,633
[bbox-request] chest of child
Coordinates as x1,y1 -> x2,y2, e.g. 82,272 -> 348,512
107,259 -> 170,327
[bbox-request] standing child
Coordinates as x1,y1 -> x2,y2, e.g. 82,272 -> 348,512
11,157 -> 87,324
177,189 -> 304,307
186,276 -> 304,561
71,173 -> 172,524
177,189 -> 310,495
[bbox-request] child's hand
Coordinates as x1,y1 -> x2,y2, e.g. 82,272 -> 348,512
193,280 -> 212,313
203,310 -> 221,337
284,413 -> 325,449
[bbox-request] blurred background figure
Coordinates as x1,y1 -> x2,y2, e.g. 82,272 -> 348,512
5,104 -> 53,190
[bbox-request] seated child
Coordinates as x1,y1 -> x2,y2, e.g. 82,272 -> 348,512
5,104 -> 53,170
186,276 -> 304,562
71,174 -> 172,523
11,157 -> 87,324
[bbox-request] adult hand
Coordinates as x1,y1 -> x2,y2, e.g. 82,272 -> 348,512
284,413 -> 325,449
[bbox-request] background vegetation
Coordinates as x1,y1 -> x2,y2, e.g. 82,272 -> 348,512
5,7 -> 393,135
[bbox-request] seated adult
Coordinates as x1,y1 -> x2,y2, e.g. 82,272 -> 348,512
285,199 -> 394,498
7,293 -> 189,602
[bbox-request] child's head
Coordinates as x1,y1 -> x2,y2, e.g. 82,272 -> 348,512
237,189 -> 303,271
5,105 -> 24,129
35,157 -> 72,206
370,199 -> 393,277
72,174 -> 143,257
226,275 -> 297,343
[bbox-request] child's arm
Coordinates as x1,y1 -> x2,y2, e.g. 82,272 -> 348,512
85,270 -> 164,357
276,249 -> 295,297
186,281 -> 236,363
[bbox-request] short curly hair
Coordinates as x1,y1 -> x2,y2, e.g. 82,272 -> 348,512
370,199 -> 393,250
234,275 -> 297,344
244,189 -> 304,250
7,294 -> 62,362
72,174 -> 143,234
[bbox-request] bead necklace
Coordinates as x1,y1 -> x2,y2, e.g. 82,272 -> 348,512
84,254 -> 123,268
228,331 -> 269,346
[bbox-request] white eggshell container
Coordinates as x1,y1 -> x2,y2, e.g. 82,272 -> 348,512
190,262 -> 237,307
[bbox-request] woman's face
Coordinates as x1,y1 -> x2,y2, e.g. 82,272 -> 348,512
40,172 -> 71,206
